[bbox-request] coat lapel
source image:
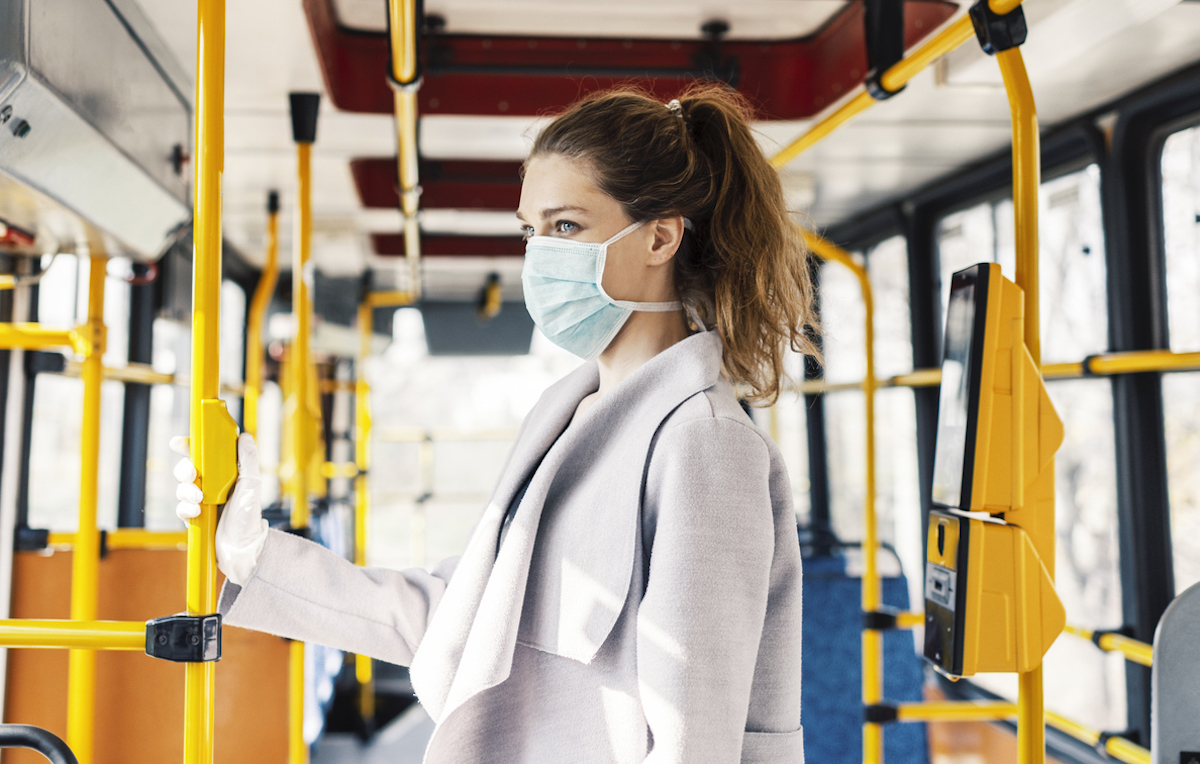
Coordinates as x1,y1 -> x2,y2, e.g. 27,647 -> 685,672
410,331 -> 723,726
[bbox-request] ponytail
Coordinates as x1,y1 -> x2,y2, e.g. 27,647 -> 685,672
530,84 -> 818,404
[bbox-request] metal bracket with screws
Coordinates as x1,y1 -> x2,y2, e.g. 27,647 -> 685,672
144,614 -> 221,663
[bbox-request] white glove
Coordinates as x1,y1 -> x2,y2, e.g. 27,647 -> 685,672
171,432 -> 269,586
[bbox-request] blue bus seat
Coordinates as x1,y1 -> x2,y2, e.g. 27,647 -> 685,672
801,550 -> 929,763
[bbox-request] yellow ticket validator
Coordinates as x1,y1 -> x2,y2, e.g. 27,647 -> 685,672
924,263 -> 1065,678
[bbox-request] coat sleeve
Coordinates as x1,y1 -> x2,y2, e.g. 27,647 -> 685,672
637,417 -> 777,763
218,529 -> 458,666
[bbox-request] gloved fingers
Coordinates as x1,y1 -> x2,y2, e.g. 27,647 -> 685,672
173,457 -> 197,484
176,501 -> 201,520
169,436 -> 191,458
236,433 -> 261,478
176,481 -> 204,504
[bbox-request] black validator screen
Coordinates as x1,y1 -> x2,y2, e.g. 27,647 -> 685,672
931,265 -> 988,510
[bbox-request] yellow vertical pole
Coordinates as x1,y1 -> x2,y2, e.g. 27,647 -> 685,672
245,192 -> 280,438
802,234 -> 881,764
997,46 -> 1048,764
287,92 -> 320,764
292,140 -> 314,534
354,303 -> 375,721
185,0 -> 227,761
65,253 -> 106,764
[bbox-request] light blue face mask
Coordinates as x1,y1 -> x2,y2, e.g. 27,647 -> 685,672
522,220 -> 683,360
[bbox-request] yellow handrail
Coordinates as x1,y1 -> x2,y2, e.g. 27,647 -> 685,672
65,254 -> 106,764
47,530 -> 189,551
1061,625 -> 1153,667
897,701 -> 1018,722
387,0 -> 422,298
771,0 -> 1024,170
245,194 -> 280,438
0,620 -> 144,650
892,701 -> 1149,763
58,360 -> 246,395
186,0 -> 230,761
1044,711 -> 1150,764
789,349 -> 1200,395
802,233 -> 882,763
0,323 -> 78,351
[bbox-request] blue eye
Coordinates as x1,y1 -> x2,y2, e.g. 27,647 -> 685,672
556,220 -> 578,234
520,225 -> 534,239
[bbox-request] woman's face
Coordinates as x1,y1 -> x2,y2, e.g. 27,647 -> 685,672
517,153 -> 683,303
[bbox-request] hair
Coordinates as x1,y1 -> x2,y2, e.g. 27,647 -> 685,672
528,83 -> 819,404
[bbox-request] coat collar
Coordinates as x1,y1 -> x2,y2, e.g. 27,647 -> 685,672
410,330 -> 723,725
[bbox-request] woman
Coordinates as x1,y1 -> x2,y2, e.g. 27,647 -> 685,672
174,84 -> 817,763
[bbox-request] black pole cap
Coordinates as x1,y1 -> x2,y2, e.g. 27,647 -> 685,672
289,92 -> 321,144
267,190 -> 280,214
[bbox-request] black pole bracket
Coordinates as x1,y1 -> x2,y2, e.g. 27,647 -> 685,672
1090,625 -> 1135,649
14,527 -> 49,551
969,0 -> 1028,56
864,703 -> 899,724
1095,729 -> 1138,758
863,0 -> 906,100
145,614 -> 222,662
862,608 -> 899,630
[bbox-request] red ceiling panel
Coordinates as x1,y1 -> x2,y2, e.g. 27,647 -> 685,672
372,234 -> 525,257
304,0 -> 958,119
351,158 -> 523,209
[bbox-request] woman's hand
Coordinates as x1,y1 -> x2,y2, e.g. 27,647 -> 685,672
170,433 -> 270,586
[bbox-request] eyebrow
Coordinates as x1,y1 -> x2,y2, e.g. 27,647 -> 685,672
515,205 -> 587,222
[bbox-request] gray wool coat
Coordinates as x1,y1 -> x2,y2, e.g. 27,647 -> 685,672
219,330 -> 804,763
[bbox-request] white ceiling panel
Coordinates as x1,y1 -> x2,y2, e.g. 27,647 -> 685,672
334,0 -> 848,40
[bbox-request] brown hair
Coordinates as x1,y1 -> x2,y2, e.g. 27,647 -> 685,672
529,83 -> 818,404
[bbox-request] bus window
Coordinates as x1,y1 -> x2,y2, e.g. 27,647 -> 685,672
221,280 -> 247,422
819,239 -> 923,605
1161,124 -> 1200,595
144,318 -> 191,529
769,348 -> 810,526
364,307 -> 580,570
935,166 -> 1126,732
26,256 -> 129,531
936,167 -> 1108,363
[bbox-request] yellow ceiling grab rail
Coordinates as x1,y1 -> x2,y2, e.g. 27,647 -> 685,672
770,0 -> 1024,170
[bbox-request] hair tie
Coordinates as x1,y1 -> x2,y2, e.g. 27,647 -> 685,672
666,99 -> 683,118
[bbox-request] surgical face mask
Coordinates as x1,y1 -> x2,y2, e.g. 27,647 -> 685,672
522,220 -> 683,360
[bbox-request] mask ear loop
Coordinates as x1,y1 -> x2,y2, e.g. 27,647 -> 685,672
595,219 -> 684,312
601,220 -> 646,246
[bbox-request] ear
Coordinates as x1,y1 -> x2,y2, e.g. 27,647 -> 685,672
647,217 -> 686,267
